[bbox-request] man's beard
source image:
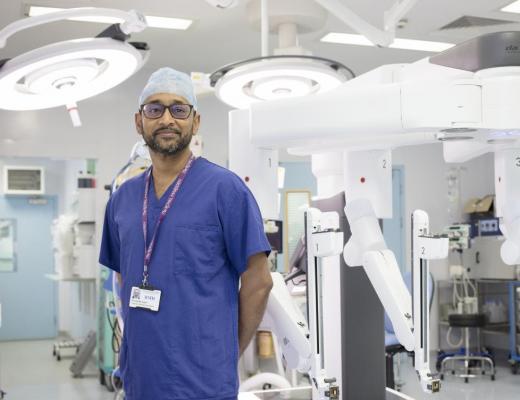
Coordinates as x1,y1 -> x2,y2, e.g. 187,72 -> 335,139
143,127 -> 192,156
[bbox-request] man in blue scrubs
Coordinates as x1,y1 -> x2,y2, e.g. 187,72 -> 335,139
100,68 -> 273,400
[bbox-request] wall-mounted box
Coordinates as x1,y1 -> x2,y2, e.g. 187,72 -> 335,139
3,166 -> 45,195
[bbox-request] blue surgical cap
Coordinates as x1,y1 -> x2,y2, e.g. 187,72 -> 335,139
138,67 -> 198,111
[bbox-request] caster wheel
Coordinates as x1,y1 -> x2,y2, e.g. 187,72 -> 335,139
464,378 -> 469,383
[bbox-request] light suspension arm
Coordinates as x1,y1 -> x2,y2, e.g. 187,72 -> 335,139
314,0 -> 393,46
0,8 -> 147,48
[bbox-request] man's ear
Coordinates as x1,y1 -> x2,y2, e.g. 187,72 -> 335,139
135,112 -> 144,136
192,112 -> 201,135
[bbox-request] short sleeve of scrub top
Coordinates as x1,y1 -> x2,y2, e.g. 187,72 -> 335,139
217,174 -> 271,275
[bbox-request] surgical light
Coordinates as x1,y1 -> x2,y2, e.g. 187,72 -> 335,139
501,0 -> 520,13
0,8 -> 150,126
28,6 -> 193,30
210,56 -> 352,109
321,32 -> 454,52
209,0 -> 352,109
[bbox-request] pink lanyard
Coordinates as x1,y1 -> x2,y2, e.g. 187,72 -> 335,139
141,155 -> 196,287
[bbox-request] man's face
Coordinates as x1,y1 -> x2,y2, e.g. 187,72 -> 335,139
135,93 -> 200,156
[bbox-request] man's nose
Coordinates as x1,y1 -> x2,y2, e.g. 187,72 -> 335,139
159,107 -> 179,125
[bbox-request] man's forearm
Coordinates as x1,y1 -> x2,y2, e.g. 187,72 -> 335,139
238,253 -> 273,355
238,283 -> 271,355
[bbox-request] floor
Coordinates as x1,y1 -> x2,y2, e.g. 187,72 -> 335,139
0,340 -> 519,400
393,353 -> 520,400
0,339 -> 113,400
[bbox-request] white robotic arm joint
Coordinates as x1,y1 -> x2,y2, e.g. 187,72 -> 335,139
415,234 -> 449,260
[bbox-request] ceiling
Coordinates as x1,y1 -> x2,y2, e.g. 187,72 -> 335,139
1,0 -> 520,161
1,0 -> 520,76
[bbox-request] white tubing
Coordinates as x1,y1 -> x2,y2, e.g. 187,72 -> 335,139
446,327 -> 463,349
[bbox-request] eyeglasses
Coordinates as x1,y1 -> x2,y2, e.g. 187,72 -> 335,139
140,103 -> 194,120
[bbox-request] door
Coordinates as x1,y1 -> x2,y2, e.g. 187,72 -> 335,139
0,196 -> 57,340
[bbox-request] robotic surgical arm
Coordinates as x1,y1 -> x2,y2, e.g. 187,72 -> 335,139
344,199 -> 448,393
262,273 -> 340,400
260,209 -> 343,400
263,205 -> 447,397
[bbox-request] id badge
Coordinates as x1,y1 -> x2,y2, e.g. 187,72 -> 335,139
129,286 -> 162,312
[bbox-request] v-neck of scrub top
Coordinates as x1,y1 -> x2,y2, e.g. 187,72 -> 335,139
145,174 -> 181,249
149,174 -> 179,208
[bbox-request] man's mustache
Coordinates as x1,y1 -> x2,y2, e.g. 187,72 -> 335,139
153,126 -> 182,136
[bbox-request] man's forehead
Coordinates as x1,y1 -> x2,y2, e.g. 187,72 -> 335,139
144,92 -> 190,104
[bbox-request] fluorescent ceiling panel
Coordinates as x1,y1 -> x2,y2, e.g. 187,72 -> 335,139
501,0 -> 520,13
145,15 -> 192,30
28,6 -> 192,30
321,33 -> 454,52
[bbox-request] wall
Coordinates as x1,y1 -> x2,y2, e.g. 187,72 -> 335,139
0,157 -> 66,210
0,156 -> 96,338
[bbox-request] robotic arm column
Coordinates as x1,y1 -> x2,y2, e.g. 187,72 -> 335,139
304,209 -> 344,400
411,211 -> 448,393
495,148 -> 520,265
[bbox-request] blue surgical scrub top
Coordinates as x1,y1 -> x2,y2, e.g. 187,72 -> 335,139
99,157 -> 271,400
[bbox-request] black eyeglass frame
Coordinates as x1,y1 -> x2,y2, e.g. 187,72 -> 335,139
139,103 -> 195,120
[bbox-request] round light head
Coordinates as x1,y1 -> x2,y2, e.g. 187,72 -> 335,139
0,38 -> 147,110
25,59 -> 99,95
251,76 -> 313,100
211,56 -> 352,109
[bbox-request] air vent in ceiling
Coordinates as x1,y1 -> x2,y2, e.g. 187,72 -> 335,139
439,16 -> 516,30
